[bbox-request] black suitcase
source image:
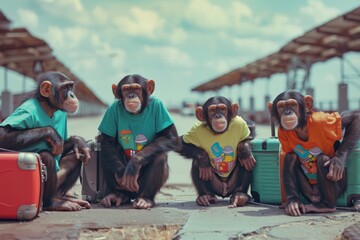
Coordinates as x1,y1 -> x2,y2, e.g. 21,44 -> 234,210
81,140 -> 109,203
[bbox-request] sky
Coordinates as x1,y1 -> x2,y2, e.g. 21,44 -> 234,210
1,0 -> 360,111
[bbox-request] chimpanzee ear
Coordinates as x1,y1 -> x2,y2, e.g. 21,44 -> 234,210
195,107 -> 206,122
112,84 -> 120,99
267,102 -> 273,114
231,103 -> 239,118
304,95 -> 313,111
40,81 -> 52,98
147,80 -> 155,95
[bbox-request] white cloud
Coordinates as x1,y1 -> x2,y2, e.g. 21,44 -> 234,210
91,6 -> 108,25
39,0 -> 83,12
45,27 -> 65,48
168,27 -> 188,44
262,14 -> 303,38
205,59 -> 232,74
300,0 -> 339,23
113,7 -> 165,39
185,0 -> 229,29
64,27 -> 88,48
231,1 -> 253,20
39,0 -> 90,25
17,9 -> 38,29
45,26 -> 88,49
144,46 -> 193,67
74,58 -> 97,72
233,37 -> 279,54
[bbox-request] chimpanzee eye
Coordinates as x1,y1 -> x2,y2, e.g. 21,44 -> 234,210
217,104 -> 227,114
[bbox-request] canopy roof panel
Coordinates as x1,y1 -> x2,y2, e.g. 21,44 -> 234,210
192,6 -> 360,92
0,11 -> 107,107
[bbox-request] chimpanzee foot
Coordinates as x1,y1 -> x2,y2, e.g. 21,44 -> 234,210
196,194 -> 219,206
133,197 -> 155,209
62,196 -> 91,209
305,204 -> 336,213
229,192 -> 249,208
46,198 -> 83,211
101,192 -> 130,208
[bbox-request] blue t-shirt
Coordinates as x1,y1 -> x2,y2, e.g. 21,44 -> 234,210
98,96 -> 174,160
0,98 -> 68,171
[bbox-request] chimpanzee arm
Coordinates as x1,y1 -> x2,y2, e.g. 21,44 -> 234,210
62,135 -> 91,164
326,110 -> 360,181
98,133 -> 127,178
125,124 -> 178,174
335,110 -> 360,162
176,137 -> 210,168
0,125 -> 63,152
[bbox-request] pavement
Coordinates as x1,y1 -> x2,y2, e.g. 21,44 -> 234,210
1,113 -> 360,240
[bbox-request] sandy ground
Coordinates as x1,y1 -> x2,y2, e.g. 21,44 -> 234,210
0,113 -> 360,239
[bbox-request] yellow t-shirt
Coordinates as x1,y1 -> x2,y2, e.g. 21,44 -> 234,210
183,116 -> 250,178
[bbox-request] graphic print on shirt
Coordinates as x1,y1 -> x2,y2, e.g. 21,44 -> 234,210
119,130 -> 148,159
294,145 -> 323,184
210,142 -> 235,175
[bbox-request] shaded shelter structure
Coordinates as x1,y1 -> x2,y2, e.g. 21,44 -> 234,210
192,6 -> 360,116
0,10 -> 107,119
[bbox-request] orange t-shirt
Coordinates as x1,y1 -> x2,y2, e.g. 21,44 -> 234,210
278,111 -> 343,184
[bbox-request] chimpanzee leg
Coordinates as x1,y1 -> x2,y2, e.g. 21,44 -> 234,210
134,153 -> 169,207
191,158 -> 217,196
40,151 -> 57,208
228,164 -> 252,194
57,153 -> 82,196
100,138 -> 128,192
226,164 -> 252,207
283,153 -> 303,203
316,155 -> 347,209
99,138 -> 134,207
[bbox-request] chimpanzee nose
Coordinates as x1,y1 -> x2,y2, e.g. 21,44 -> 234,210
127,93 -> 136,99
284,109 -> 292,115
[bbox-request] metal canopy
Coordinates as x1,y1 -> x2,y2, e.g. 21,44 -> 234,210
192,6 -> 360,92
0,10 -> 107,107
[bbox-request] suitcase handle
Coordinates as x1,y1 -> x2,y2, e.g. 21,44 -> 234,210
0,147 -> 18,153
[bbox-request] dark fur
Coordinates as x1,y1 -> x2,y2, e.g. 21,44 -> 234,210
176,96 -> 255,202
271,90 -> 360,210
0,71 -> 87,208
100,74 -> 178,204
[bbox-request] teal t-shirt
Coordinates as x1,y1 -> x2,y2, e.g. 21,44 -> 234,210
0,98 -> 68,171
98,96 -> 174,160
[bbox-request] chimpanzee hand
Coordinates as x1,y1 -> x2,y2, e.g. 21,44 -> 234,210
237,141 -> 256,171
323,155 -> 345,181
45,127 -> 64,156
285,200 -> 306,216
72,136 -> 91,165
239,155 -> 256,171
121,157 -> 141,192
199,166 -> 213,181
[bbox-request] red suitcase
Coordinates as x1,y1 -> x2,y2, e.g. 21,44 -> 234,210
0,151 -> 45,220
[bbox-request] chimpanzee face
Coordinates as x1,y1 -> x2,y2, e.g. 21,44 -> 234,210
196,96 -> 238,134
276,99 -> 300,130
37,72 -> 79,114
112,74 -> 155,115
269,90 -> 312,130
121,83 -> 143,114
208,103 -> 228,133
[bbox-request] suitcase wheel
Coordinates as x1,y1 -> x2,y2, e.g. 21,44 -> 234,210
251,191 -> 260,203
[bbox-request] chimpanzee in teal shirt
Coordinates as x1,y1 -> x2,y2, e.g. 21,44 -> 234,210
0,71 -> 91,212
98,74 -> 178,209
